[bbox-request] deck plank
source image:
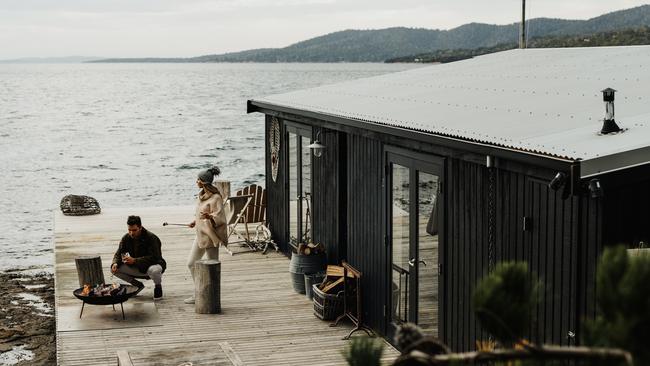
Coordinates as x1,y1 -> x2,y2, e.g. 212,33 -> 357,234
55,206 -> 398,365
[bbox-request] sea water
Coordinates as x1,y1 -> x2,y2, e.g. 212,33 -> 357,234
0,62 -> 420,271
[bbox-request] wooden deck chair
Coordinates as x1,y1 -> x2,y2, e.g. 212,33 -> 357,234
236,184 -> 267,241
223,194 -> 253,255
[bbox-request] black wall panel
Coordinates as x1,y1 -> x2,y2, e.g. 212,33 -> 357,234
265,116 -> 290,254
312,127 -> 346,263
346,134 -> 386,334
443,159 -> 489,351
603,177 -> 650,247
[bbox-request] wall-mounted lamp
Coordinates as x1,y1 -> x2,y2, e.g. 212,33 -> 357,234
307,130 -> 326,158
588,178 -> 604,198
486,155 -> 495,168
548,172 -> 567,191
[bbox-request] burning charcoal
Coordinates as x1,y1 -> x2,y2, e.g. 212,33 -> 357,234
110,284 -> 123,296
81,284 -> 91,296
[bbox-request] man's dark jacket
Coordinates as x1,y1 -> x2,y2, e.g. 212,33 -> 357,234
112,227 -> 166,273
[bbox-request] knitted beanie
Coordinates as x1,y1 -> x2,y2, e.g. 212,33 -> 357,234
198,166 -> 221,184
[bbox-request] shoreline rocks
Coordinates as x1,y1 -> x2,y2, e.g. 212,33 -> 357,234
0,271 -> 55,365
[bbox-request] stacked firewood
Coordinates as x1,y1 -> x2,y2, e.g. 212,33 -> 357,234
297,242 -> 325,256
315,265 -> 355,294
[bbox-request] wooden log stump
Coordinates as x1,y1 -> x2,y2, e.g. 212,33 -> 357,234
195,259 -> 221,314
75,255 -> 105,287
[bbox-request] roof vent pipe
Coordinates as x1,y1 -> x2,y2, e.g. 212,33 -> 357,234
600,88 -> 621,134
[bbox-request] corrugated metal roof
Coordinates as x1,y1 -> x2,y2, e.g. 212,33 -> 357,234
251,46 -> 650,176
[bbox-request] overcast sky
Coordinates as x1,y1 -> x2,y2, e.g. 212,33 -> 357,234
1,0 -> 648,58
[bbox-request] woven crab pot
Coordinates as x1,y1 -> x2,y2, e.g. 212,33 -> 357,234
60,195 -> 101,216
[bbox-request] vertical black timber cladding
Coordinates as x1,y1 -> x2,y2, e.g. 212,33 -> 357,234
492,172 -> 582,347
578,193 -> 604,326
312,127 -> 344,263
338,133 -> 348,261
602,177 -> 650,247
577,176 -> 650,340
265,115 -> 289,254
346,134 -> 385,334
443,159 -> 490,351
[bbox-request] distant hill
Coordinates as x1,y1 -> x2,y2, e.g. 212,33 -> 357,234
92,5 -> 650,63
0,56 -> 102,64
533,26 -> 650,48
387,26 -> 650,63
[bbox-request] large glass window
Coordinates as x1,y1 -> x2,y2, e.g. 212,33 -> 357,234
286,125 -> 312,248
288,133 -> 298,241
417,172 -> 439,335
301,136 -> 312,242
392,164 -> 410,324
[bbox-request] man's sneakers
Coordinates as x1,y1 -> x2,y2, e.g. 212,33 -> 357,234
127,281 -> 162,300
183,295 -> 195,304
131,280 -> 145,295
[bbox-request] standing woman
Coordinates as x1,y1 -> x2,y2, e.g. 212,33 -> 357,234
184,166 -> 228,304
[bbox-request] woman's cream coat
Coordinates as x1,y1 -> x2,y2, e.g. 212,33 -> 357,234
195,189 -> 228,248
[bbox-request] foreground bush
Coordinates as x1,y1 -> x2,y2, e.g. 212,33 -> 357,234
584,246 -> 650,365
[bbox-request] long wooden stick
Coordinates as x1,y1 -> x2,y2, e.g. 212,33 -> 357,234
162,222 -> 190,227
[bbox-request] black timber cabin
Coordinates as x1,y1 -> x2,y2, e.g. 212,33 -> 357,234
247,46 -> 650,351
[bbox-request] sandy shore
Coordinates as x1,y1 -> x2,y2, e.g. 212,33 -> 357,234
0,270 -> 56,365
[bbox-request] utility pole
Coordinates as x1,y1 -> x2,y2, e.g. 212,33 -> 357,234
519,0 -> 527,49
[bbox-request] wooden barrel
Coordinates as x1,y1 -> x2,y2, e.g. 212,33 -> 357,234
289,252 -> 326,294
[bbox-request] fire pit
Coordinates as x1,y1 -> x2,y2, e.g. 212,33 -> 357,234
73,284 -> 140,320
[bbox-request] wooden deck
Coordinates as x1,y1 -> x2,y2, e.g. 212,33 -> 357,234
54,206 -> 398,366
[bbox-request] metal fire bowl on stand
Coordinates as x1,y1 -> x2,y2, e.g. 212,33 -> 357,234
73,285 -> 140,320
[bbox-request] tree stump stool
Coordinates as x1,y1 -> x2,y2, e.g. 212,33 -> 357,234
195,259 -> 221,314
75,256 -> 105,287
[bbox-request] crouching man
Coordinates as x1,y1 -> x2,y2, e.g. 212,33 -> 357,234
111,215 -> 166,300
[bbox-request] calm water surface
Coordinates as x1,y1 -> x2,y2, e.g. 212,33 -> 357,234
0,62 -> 420,271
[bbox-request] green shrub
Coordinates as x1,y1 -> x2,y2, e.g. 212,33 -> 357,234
342,336 -> 385,366
584,246 -> 650,365
473,262 -> 539,346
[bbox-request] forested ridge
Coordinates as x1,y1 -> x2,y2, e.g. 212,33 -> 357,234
92,5 -> 650,63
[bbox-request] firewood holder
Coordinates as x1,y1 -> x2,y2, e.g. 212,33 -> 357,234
330,261 -> 375,340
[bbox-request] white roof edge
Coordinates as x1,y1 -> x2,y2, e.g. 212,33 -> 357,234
581,145 -> 650,178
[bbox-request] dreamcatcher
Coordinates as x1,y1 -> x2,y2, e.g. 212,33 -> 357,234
270,117 -> 281,182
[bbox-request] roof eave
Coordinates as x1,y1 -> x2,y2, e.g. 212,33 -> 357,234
248,99 -> 576,172
580,146 -> 650,179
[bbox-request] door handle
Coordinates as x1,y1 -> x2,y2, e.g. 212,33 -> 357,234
408,259 -> 427,267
